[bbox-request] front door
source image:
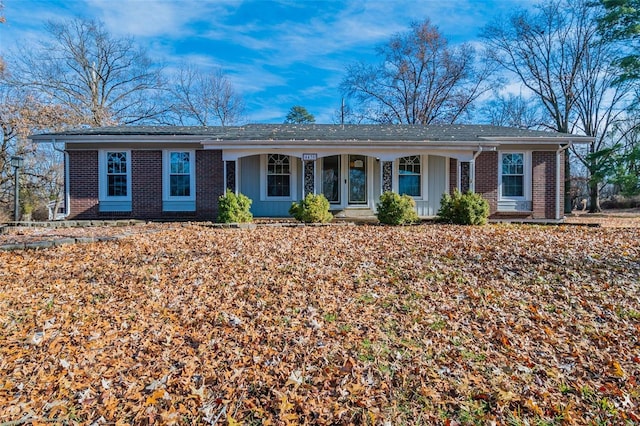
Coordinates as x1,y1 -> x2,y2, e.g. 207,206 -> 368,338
348,155 -> 367,204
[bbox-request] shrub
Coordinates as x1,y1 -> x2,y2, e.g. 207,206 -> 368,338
289,193 -> 333,223
217,190 -> 253,223
376,191 -> 420,225
437,190 -> 489,225
600,195 -> 640,210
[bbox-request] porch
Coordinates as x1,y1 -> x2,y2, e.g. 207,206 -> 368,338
221,153 -> 453,218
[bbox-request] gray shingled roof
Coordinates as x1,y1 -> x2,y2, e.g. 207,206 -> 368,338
31,124 -> 592,142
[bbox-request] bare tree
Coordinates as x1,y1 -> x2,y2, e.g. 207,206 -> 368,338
482,0 -> 634,212
6,18 -> 166,127
168,65 -> 245,127
0,2 -> 5,77
341,19 -> 497,125
571,18 -> 637,211
482,93 -> 543,129
0,85 -> 77,217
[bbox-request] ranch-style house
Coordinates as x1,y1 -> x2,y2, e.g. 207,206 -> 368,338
30,124 -> 593,221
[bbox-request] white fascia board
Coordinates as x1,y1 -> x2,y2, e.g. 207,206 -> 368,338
30,134 -> 210,144
480,136 -> 595,144
221,147 -> 483,162
203,139 -> 499,148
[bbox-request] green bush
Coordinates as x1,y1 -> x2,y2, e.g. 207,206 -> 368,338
289,193 -> 333,223
217,190 -> 253,223
376,191 -> 420,225
437,189 -> 489,225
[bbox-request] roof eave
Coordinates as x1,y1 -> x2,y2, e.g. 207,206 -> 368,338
480,136 -> 595,144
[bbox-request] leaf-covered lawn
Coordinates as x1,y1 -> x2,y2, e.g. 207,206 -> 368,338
0,224 -> 638,425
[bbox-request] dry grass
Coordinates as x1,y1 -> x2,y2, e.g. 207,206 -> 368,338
0,223 -> 638,424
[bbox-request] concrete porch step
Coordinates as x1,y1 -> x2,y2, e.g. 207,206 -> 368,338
332,208 -> 376,219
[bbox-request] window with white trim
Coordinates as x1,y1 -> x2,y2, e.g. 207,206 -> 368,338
98,150 -> 132,212
162,150 -> 196,211
169,151 -> 192,197
500,153 -> 524,197
106,152 -> 128,197
398,156 -> 421,197
267,154 -> 291,197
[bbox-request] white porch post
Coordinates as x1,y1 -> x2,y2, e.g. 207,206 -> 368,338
234,159 -> 239,195
469,147 -> 484,193
223,160 -> 227,192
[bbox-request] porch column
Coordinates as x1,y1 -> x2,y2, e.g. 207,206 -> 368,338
225,160 -> 237,193
382,161 -> 393,192
303,159 -> 315,196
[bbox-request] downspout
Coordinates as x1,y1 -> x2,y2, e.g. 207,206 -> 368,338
51,138 -> 71,220
223,160 -> 227,192
556,143 -> 572,221
469,146 -> 484,193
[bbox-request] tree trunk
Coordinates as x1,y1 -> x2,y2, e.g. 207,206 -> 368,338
588,180 -> 601,213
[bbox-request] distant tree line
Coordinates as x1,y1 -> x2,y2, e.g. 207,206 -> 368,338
0,0 -> 639,218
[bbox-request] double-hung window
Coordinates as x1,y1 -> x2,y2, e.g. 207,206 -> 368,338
398,156 -> 421,197
500,153 -> 524,197
107,152 -> 128,197
169,152 -> 191,197
267,154 -> 291,197
163,150 -> 195,211
98,150 -> 131,212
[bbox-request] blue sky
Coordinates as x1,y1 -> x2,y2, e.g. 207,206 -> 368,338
1,0 -> 535,124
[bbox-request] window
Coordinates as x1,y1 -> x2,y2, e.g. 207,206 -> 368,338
398,156 -> 421,197
267,154 -> 291,197
163,150 -> 195,211
106,152 -> 128,197
98,150 -> 131,212
169,152 -> 191,197
501,153 -> 524,197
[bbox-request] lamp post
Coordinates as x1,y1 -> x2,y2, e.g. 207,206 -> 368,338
10,156 -> 24,222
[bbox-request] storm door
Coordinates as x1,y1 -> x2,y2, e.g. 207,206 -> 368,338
322,155 -> 341,204
348,155 -> 367,204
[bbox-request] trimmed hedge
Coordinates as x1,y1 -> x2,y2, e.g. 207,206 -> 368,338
437,190 -> 489,225
217,190 -> 253,223
289,193 -> 333,223
376,191 -> 420,225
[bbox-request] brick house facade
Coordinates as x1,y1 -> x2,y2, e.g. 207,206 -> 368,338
31,124 -> 591,222
67,150 -> 224,221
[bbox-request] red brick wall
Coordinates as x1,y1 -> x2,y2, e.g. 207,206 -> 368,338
66,149 -> 225,221
196,150 -> 224,221
68,151 -> 99,219
132,151 -> 163,218
532,151 -> 557,219
475,151 -> 498,215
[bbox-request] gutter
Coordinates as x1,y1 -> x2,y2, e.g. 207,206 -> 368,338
556,143 -> 572,221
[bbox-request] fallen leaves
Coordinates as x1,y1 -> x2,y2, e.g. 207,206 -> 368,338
0,223 -> 638,424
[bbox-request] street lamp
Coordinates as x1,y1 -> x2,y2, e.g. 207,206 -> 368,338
10,156 -> 24,222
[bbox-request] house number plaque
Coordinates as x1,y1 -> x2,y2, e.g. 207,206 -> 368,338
302,153 -> 317,161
